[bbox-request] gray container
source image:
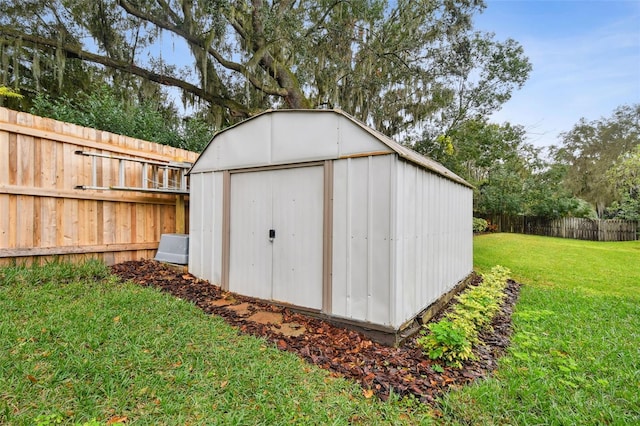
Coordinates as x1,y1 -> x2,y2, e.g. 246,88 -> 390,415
155,234 -> 189,265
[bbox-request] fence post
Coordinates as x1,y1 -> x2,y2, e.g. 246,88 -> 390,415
176,194 -> 186,234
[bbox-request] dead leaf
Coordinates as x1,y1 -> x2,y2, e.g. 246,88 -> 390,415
107,416 -> 128,424
113,316 -> 120,323
26,374 -> 37,383
362,389 -> 374,399
220,380 -> 229,389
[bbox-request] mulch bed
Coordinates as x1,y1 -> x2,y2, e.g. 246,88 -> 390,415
110,259 -> 521,405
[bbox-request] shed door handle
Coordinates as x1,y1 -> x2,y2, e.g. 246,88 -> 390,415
269,229 -> 276,239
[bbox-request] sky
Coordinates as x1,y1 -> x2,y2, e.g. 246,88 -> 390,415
474,0 -> 640,149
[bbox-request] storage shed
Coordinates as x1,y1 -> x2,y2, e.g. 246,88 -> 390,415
188,109 -> 473,344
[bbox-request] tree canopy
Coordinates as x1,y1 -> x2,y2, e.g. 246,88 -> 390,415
552,104 -> 639,216
0,0 -> 531,136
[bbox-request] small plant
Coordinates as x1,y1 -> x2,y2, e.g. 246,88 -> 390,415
418,266 -> 511,367
417,320 -> 473,368
473,217 -> 489,233
34,413 -> 64,425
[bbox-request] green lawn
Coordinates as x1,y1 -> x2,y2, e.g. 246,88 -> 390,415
2,234 -> 639,425
440,234 -> 640,425
0,261 -> 429,425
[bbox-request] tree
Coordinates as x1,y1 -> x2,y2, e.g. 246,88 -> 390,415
552,104 -> 640,217
419,118 -> 525,183
0,0 -> 531,136
425,118 -> 593,218
605,145 -> 640,221
30,86 -> 214,151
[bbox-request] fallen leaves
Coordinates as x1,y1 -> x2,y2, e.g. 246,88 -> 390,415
111,260 -> 521,404
362,389 -> 374,399
106,416 -> 128,424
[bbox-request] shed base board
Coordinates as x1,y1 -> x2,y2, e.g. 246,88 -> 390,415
217,272 -> 477,347
289,272 -> 477,347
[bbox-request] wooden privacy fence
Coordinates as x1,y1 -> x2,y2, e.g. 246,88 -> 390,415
482,214 -> 638,242
0,108 -> 199,266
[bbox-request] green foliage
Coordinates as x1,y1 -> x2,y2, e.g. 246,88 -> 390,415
30,88 -> 213,152
421,119 -> 588,218
418,266 -> 511,368
417,320 -> 473,368
0,0 -> 531,138
605,144 -> 640,220
442,234 -> 640,424
473,217 -> 488,233
553,104 -> 639,216
0,85 -> 23,98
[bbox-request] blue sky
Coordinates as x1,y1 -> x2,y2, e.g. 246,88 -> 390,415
474,0 -> 640,148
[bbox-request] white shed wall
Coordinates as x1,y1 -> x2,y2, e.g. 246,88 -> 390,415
392,161 -> 473,326
188,171 -> 224,284
331,155 -> 394,326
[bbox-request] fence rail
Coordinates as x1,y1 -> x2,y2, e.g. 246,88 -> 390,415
481,214 -> 638,242
0,108 -> 199,265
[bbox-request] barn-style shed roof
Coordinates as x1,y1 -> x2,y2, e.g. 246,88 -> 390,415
189,109 -> 472,188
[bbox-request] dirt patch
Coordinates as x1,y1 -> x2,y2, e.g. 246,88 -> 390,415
247,311 -> 283,325
225,302 -> 252,316
111,259 -> 520,404
275,322 -> 306,337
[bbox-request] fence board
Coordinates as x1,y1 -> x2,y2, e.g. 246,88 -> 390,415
482,214 -> 638,241
0,107 -> 199,266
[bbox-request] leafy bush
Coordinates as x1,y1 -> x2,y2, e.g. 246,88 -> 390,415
417,266 -> 511,367
30,88 -> 214,152
416,320 -> 473,368
473,217 -> 488,233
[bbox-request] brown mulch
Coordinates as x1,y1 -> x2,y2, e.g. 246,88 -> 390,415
110,259 -> 521,405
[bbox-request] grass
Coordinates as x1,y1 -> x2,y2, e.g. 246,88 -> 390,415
2,234 -> 639,424
439,234 -> 640,425
0,260 -> 431,425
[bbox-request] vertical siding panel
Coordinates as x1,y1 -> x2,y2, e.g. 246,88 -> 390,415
331,160 -> 348,317
189,173 -> 203,279
389,156 -> 398,327
350,158 -> 369,319
345,158 -> 353,317
369,155 -> 392,326
419,170 -> 428,307
366,156 -> 374,320
211,172 -> 224,283
394,161 -> 405,327
402,162 -> 418,319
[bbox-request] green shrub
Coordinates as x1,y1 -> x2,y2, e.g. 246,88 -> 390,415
473,217 -> 488,233
418,266 -> 511,367
416,320 -> 473,368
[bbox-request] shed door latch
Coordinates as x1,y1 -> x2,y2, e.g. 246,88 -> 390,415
269,229 -> 276,242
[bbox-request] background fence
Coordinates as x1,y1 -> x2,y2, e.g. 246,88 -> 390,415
482,214 -> 638,242
0,107 -> 199,265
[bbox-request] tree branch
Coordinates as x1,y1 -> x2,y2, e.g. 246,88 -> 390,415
0,27 -> 253,116
116,0 -> 288,97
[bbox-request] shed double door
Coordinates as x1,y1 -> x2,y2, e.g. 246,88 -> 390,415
229,166 -> 324,310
